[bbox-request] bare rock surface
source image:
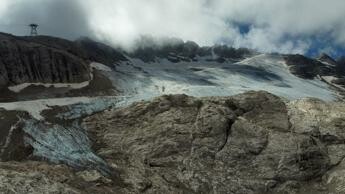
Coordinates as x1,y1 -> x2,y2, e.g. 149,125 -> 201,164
0,33 -> 125,101
1,91 -> 345,193
82,91 -> 345,193
0,161 -> 126,194
0,33 -> 90,87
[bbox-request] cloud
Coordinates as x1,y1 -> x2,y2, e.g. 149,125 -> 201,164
0,0 -> 345,55
82,0 -> 228,50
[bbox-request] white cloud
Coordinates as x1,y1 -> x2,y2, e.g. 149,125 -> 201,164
1,0 -> 345,54
83,0 -> 228,50
0,1 -> 10,18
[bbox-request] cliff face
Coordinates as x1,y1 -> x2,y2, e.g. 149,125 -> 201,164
0,33 -> 91,87
0,33 -> 127,89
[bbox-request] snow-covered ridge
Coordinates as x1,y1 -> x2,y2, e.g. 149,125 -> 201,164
8,62 -> 112,93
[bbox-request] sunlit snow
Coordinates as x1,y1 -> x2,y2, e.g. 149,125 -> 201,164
110,54 -> 336,102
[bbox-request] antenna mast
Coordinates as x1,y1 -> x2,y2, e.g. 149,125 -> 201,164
29,23 -> 39,36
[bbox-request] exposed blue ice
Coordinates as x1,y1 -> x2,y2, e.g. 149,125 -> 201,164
22,119 -> 112,175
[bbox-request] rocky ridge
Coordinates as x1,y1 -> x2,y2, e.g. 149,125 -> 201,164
127,37 -> 253,63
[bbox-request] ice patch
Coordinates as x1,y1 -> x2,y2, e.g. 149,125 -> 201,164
23,119 -> 112,175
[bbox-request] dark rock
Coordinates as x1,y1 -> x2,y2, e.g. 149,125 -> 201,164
213,45 -> 251,60
0,33 -> 90,87
336,56 -> 345,76
0,33 -> 127,90
128,39 -> 251,62
284,54 -> 335,79
318,53 -> 338,66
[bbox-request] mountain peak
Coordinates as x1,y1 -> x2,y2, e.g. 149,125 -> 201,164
318,53 -> 337,63
316,53 -> 339,68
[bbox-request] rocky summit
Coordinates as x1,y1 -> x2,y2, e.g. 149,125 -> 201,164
0,91 -> 344,194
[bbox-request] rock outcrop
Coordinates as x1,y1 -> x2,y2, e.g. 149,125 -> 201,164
0,33 -> 90,87
9,91 -> 345,193
284,54 -> 335,79
284,54 -> 345,85
0,91 -> 344,193
0,33 -> 127,89
0,161 -> 123,194
1,91 -> 345,193
83,91 -> 345,193
337,56 -> 345,77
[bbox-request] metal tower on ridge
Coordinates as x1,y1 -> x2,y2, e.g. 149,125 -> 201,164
29,24 -> 39,36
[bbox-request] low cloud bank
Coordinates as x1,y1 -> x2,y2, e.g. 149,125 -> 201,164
0,0 -> 344,55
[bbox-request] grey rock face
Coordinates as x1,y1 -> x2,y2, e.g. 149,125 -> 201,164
337,56 -> 345,75
1,91 -> 345,193
284,53 -> 345,88
82,91 -> 345,193
284,54 -> 335,79
0,33 -> 128,90
0,33 -> 91,87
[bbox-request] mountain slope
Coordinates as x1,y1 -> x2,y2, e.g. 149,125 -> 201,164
0,33 -> 344,102
0,34 -> 345,194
